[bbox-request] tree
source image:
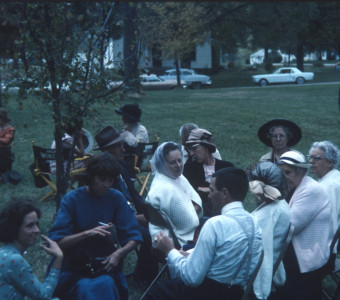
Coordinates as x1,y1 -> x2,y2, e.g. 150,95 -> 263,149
0,2 -> 127,208
139,2 -> 209,86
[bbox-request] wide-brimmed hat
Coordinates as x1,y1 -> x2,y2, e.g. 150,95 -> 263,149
115,104 -> 141,122
2,170 -> 23,185
277,150 -> 311,168
258,119 -> 302,147
186,128 -> 216,152
94,125 -> 128,150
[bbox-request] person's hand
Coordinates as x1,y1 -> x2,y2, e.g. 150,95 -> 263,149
101,249 -> 123,272
198,187 -> 210,193
153,231 -> 175,256
85,224 -> 112,238
40,235 -> 63,259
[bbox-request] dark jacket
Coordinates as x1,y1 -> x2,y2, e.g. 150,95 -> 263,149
183,158 -> 234,217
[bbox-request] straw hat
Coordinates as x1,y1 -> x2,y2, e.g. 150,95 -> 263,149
277,150 -> 311,168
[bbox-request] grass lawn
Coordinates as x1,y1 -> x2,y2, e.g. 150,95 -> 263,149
1,74 -> 340,299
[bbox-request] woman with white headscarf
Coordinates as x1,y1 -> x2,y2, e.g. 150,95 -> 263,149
146,142 -> 203,246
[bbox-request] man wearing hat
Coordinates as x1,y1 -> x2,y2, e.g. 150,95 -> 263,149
94,125 -> 158,284
258,119 -> 302,164
183,128 -> 234,217
115,103 -> 149,150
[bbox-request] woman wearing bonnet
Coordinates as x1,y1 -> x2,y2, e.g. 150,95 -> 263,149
249,161 -> 290,300
145,141 -> 203,247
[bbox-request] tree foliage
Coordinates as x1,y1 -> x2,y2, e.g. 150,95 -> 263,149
0,2 -> 126,207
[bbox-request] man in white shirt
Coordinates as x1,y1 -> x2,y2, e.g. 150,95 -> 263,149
144,167 -> 262,300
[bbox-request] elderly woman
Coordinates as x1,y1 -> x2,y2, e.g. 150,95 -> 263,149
276,150 -> 333,300
48,152 -> 142,300
0,108 -> 15,183
0,199 -> 63,299
309,141 -> 340,239
146,141 -> 203,247
249,162 -> 290,300
183,128 -> 234,217
258,119 -> 302,163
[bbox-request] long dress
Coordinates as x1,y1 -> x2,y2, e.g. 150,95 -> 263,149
48,186 -> 142,300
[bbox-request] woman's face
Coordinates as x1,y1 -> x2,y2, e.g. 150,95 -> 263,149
309,148 -> 333,178
14,211 -> 40,251
90,175 -> 114,197
271,127 -> 289,151
165,149 -> 183,178
279,164 -> 304,190
189,144 -> 210,164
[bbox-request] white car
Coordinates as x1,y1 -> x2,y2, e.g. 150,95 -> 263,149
160,68 -> 212,89
252,67 -> 314,86
140,74 -> 186,90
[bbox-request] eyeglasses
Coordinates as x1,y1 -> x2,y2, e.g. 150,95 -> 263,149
271,134 -> 287,139
307,155 -> 327,162
187,143 -> 200,151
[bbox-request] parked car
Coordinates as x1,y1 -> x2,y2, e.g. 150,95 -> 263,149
140,74 -> 186,90
252,67 -> 314,86
160,68 -> 212,89
336,62 -> 340,72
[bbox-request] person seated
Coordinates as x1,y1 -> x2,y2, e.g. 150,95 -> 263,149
0,108 -> 15,184
179,123 -> 221,164
115,103 -> 149,152
94,125 -> 158,284
276,151 -> 333,300
257,119 -> 302,164
146,141 -> 203,247
183,128 -> 234,217
48,153 -> 142,300
309,141 -> 340,251
49,122 -> 86,175
143,167 -> 262,300
0,199 -> 63,300
249,161 -> 291,300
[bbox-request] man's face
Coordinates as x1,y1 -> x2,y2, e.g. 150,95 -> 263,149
209,178 -> 224,215
309,148 -> 332,178
105,141 -> 125,161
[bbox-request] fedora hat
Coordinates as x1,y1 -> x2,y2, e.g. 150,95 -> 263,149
115,104 -> 141,122
186,128 -> 216,152
94,125 -> 128,150
277,150 -> 311,168
258,119 -> 302,147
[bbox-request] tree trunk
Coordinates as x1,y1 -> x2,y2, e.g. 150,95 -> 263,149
174,56 -> 181,87
296,42 -> 304,71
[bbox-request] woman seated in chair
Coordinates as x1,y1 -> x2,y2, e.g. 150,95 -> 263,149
48,153 -> 142,300
0,108 -> 15,184
146,141 -> 203,247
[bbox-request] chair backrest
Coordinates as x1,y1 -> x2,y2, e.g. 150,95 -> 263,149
144,203 -> 181,250
242,248 -> 264,300
135,141 -> 159,172
272,223 -> 295,276
33,144 -> 57,163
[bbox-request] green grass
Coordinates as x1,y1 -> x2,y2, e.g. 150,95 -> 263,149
1,76 -> 340,299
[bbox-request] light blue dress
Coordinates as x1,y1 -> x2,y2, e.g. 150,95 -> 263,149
0,244 -> 60,300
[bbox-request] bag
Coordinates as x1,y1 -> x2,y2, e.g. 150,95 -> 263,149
69,254 -> 109,278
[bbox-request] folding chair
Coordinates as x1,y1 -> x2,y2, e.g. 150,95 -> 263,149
32,141 -> 89,201
133,139 -> 159,196
322,226 -> 340,300
139,203 -> 181,300
242,248 -> 265,300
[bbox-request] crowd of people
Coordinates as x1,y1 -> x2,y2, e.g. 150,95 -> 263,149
0,102 -> 339,300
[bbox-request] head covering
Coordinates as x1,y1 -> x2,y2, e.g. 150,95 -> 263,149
94,125 -> 128,150
186,128 -> 216,152
249,161 -> 283,202
150,141 -> 183,179
278,150 -> 311,168
115,104 -> 142,122
258,119 -> 302,147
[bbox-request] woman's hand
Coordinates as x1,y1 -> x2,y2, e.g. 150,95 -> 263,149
101,249 -> 123,272
40,235 -> 63,258
85,225 -> 112,238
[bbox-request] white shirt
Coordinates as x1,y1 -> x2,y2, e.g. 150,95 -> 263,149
319,169 -> 340,234
252,200 -> 291,300
167,201 -> 262,287
123,123 -> 149,147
